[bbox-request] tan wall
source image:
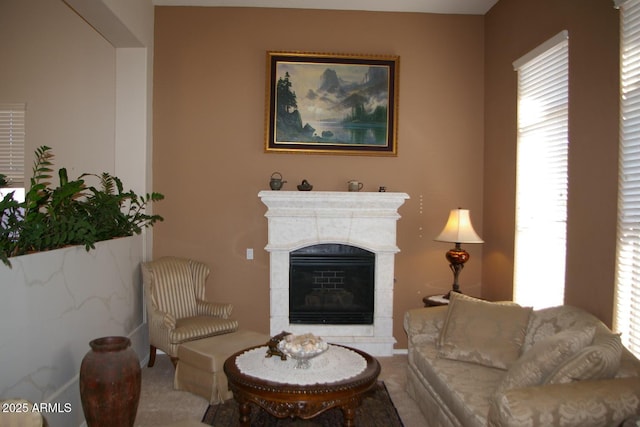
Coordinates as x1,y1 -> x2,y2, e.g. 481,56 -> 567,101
0,0 -> 116,179
483,0 -> 619,325
153,7 -> 485,349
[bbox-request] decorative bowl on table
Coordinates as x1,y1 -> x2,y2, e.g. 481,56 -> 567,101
277,333 -> 328,369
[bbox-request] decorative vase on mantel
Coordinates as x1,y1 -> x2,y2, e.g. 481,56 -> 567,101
79,336 -> 141,427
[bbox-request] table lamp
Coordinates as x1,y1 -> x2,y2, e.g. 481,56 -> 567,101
434,208 -> 483,298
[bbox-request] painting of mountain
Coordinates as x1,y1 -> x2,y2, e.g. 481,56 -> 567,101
266,52 -> 398,155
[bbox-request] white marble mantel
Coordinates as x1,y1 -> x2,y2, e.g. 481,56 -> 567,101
259,191 -> 409,356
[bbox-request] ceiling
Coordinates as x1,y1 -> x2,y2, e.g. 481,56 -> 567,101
151,0 -> 499,15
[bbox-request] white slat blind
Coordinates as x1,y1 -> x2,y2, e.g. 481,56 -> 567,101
615,0 -> 640,358
512,32 -> 569,309
0,103 -> 25,187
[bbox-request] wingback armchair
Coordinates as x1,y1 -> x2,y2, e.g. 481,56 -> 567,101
142,256 -> 239,367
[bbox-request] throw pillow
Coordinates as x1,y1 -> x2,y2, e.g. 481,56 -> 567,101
496,325 -> 596,395
438,293 -> 533,370
546,332 -> 623,384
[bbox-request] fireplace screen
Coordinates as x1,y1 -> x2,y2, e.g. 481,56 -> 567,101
289,244 -> 375,325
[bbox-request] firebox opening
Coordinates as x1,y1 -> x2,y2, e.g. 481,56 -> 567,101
289,244 -> 375,325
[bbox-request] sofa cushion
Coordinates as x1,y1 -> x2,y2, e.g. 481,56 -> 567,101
496,325 -> 596,394
522,305 -> 604,352
438,293 -> 533,370
546,332 -> 623,383
618,348 -> 640,378
489,377 -> 640,427
169,316 -> 239,344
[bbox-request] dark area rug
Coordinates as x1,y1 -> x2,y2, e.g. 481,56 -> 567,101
201,381 -> 404,427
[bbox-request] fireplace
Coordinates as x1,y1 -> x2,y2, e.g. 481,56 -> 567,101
259,190 -> 409,356
289,244 -> 375,325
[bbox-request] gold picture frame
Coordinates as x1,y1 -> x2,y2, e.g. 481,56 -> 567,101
265,51 -> 399,156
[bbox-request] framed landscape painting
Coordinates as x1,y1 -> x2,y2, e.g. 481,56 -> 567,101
265,51 -> 399,156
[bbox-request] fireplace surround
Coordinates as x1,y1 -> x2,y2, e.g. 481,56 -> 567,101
259,190 -> 409,356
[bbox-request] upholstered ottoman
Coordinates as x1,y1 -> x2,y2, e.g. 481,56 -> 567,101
174,330 -> 270,403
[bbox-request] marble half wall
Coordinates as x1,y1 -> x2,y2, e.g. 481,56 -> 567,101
0,235 -> 147,427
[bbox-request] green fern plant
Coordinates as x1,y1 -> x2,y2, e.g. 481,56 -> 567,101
82,172 -> 164,241
0,146 -> 163,267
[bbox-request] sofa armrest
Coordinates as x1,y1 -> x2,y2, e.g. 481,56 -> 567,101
404,306 -> 448,347
488,377 -> 640,427
196,299 -> 233,318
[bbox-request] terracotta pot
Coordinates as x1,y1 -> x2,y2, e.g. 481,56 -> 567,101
79,336 -> 141,427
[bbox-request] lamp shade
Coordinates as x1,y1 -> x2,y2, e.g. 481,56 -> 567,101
434,208 -> 483,244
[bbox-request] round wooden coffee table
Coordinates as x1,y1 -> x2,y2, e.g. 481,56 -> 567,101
223,344 -> 380,427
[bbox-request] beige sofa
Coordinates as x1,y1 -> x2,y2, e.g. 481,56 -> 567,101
404,293 -> 640,427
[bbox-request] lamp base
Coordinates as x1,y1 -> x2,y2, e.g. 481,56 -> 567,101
445,247 -> 470,266
444,243 -> 469,298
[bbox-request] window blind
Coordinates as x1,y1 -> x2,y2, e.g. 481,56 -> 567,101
615,0 -> 640,358
512,32 -> 569,309
0,103 -> 25,187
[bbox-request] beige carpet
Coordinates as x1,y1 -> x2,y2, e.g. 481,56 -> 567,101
134,353 -> 427,427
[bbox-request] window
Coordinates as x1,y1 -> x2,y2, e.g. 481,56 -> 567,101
0,103 -> 25,201
615,0 -> 640,358
512,32 -> 569,309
